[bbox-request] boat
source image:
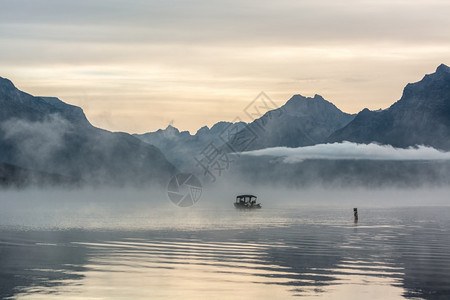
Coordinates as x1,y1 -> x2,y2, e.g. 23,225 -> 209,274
234,194 -> 261,209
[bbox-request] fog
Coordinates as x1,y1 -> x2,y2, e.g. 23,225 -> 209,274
243,141 -> 450,162
1,114 -> 73,172
1,128 -> 450,229
0,110 -> 175,187
1,183 -> 449,231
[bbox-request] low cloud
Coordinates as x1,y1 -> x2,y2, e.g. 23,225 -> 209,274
242,142 -> 450,163
1,114 -> 72,170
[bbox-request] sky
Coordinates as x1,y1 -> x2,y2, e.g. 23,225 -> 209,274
1,0 -> 450,134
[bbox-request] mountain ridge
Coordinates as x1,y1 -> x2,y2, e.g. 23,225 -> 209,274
220,93 -> 355,152
0,76 -> 176,186
2,63 -> 450,186
328,64 -> 450,150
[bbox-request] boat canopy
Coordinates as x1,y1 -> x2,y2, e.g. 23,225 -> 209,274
237,194 -> 257,198
236,195 -> 257,202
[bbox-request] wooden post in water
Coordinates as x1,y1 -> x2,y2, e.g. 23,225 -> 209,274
353,208 -> 358,221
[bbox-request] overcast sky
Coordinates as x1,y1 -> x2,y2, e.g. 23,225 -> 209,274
1,0 -> 450,133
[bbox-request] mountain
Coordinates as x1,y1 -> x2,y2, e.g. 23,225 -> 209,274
328,64 -> 450,150
225,94 -> 355,152
225,155 -> 450,188
0,76 -> 176,186
134,122 -> 246,169
0,161 -> 82,187
135,95 -> 354,170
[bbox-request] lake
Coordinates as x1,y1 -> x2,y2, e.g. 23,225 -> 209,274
1,198 -> 450,299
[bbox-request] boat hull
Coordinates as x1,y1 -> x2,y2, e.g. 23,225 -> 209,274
234,203 -> 262,209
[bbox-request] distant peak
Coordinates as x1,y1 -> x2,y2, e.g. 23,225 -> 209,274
165,125 -> 179,132
360,108 -> 371,114
436,63 -> 450,73
313,94 -> 324,100
0,76 -> 16,89
291,94 -> 307,99
195,125 -> 209,135
289,94 -> 325,102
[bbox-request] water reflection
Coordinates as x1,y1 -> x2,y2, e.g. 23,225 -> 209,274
1,208 -> 450,299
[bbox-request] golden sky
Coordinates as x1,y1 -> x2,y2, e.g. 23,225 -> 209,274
1,0 -> 450,133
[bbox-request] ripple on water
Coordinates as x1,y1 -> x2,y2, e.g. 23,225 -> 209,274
2,207 -> 450,299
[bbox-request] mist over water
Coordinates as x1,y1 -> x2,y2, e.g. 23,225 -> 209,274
2,4 -> 450,299
1,186 -> 450,299
1,186 -> 450,230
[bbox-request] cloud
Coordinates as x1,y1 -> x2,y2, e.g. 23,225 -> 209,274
242,142 -> 450,163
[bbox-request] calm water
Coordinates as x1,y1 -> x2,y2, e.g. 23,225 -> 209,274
1,206 -> 450,299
